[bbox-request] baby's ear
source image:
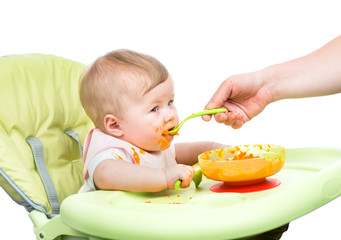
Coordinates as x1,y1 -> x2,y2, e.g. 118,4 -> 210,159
104,114 -> 123,137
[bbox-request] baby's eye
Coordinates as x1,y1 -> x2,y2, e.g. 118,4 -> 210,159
151,106 -> 159,112
168,100 -> 174,106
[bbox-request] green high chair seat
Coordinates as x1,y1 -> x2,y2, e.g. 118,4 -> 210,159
0,54 -> 93,239
1,54 -> 341,240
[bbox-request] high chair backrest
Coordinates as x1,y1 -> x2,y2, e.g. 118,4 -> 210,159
0,54 -> 93,217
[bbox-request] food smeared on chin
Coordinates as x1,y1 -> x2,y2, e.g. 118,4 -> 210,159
159,137 -> 170,150
151,123 -> 179,150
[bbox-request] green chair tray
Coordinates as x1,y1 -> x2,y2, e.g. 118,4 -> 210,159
58,147 -> 341,240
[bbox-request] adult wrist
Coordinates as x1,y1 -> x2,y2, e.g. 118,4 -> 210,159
258,64 -> 284,103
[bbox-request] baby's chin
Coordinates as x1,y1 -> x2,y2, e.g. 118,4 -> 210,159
145,141 -> 172,152
159,136 -> 173,151
150,143 -> 172,152
137,134 -> 174,152
159,143 -> 171,151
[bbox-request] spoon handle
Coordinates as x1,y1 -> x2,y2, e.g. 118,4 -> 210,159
174,169 -> 202,190
168,108 -> 227,135
190,107 -> 227,118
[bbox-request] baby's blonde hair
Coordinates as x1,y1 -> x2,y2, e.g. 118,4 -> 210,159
80,49 -> 168,129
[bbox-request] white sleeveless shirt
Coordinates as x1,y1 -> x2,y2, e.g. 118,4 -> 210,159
79,128 -> 176,192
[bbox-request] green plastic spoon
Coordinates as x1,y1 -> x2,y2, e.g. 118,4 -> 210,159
168,108 -> 227,135
174,169 -> 203,190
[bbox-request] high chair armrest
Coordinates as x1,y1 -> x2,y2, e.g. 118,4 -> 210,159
29,210 -> 89,240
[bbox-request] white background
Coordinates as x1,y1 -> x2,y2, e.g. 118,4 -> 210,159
1,0 -> 341,239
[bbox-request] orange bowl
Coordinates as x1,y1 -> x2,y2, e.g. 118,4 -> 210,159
198,144 -> 285,183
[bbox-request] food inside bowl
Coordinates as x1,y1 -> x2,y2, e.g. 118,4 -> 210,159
198,145 -> 285,183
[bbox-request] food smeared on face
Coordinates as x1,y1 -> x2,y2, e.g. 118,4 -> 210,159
162,129 -> 169,136
152,123 -> 177,150
159,137 -> 171,150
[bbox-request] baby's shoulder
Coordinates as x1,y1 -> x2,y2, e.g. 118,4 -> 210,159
94,148 -> 133,163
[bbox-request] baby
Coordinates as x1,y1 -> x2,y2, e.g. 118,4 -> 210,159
78,49 -> 225,193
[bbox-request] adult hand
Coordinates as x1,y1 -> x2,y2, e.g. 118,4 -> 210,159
203,36 -> 341,130
203,72 -> 273,129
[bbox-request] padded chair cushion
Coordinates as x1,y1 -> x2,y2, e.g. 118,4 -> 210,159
0,54 -> 93,215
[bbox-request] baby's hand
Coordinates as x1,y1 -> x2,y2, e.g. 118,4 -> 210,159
165,164 -> 194,189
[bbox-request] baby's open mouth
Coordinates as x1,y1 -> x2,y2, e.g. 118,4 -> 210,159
162,129 -> 169,136
162,130 -> 172,139
162,126 -> 175,138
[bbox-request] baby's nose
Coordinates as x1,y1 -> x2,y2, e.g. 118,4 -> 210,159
164,109 -> 176,122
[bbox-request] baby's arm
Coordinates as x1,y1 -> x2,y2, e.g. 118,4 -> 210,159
175,141 -> 227,165
93,159 -> 193,192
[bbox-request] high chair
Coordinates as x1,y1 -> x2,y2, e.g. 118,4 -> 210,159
0,54 -> 92,239
1,54 -> 341,240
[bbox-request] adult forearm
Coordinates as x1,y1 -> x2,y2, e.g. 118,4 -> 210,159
261,35 -> 341,102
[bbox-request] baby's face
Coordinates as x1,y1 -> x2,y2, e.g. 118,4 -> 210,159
119,76 -> 179,152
